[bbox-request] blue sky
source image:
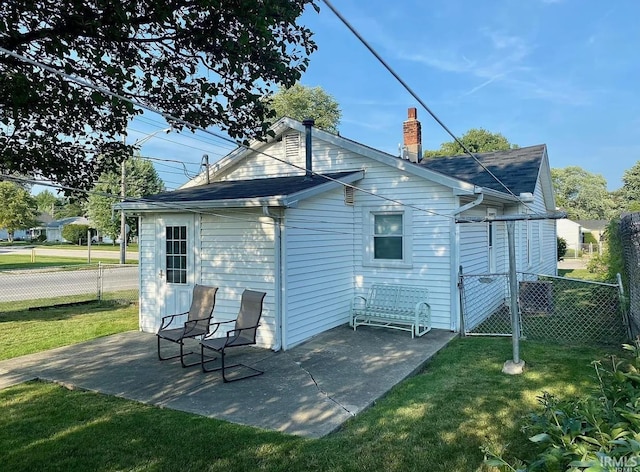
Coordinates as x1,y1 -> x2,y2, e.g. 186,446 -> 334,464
133,0 -> 640,191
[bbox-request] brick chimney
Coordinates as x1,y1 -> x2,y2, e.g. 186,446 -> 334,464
403,107 -> 422,163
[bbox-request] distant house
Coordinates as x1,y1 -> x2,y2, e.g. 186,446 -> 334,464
0,229 -> 27,241
118,109 -> 558,350
45,216 -> 91,243
557,219 -> 582,254
577,220 -> 608,242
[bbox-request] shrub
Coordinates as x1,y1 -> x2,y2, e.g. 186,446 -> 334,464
557,237 -> 567,261
583,231 -> 598,244
61,224 -> 90,245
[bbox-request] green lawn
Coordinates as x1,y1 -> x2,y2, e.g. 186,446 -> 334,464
0,305 -> 618,472
0,301 -> 138,360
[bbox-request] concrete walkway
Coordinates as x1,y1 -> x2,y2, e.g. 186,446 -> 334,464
0,325 -> 456,438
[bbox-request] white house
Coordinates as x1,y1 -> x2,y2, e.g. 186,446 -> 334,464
45,216 -> 91,243
557,218 -> 582,255
118,109 -> 558,350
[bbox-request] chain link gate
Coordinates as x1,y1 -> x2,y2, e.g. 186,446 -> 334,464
459,270 -> 628,345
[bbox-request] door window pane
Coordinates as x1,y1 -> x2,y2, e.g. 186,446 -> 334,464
166,225 -> 188,284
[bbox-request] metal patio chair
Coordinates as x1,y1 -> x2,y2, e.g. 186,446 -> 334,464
200,289 -> 266,382
156,284 -> 218,368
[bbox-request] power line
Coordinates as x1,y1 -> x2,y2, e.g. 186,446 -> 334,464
0,46 -> 469,223
320,0 -> 533,211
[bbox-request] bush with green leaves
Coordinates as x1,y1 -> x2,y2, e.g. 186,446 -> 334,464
485,341 -> 640,471
558,237 -> 568,261
61,224 -> 90,245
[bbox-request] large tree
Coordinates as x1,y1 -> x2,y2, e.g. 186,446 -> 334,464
266,83 -> 341,133
551,166 -> 615,220
0,0 -> 318,190
424,128 -> 517,157
620,160 -> 640,212
0,181 -> 38,241
33,189 -> 59,217
86,156 -> 164,241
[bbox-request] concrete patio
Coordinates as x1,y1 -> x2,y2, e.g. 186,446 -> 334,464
0,325 -> 456,438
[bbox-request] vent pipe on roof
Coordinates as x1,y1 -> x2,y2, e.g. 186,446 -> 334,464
303,119 -> 314,179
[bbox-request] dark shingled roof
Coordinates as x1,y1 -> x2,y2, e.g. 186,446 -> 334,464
140,171 -> 360,203
418,144 -> 546,195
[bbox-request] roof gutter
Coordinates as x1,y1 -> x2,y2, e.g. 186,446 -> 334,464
451,188 -> 484,216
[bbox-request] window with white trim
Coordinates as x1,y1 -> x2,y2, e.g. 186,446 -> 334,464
363,207 -> 412,268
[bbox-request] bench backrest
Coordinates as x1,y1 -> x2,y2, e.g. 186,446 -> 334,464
367,284 -> 429,312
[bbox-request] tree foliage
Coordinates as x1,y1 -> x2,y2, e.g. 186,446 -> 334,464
551,166 -> 615,220
423,128 -> 517,157
86,156 -> 164,241
266,83 -> 341,133
621,160 -> 640,212
0,181 -> 38,241
0,0 -> 318,190
33,189 -> 59,216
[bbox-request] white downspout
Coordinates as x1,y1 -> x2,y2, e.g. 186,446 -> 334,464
263,206 -> 283,351
449,190 -> 484,332
451,190 -> 484,216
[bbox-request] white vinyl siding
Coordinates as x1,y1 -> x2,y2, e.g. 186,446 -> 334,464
138,215 -> 160,333
284,187 -> 355,348
351,165 -> 456,331
199,210 -> 276,348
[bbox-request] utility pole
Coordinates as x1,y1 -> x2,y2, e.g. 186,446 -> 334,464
119,156 -> 127,265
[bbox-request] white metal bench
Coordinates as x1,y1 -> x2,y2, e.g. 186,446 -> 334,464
351,284 -> 431,338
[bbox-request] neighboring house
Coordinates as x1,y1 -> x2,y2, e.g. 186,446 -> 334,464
0,229 -> 28,241
557,218 -> 582,254
577,219 -> 608,242
46,216 -> 91,242
118,109 -> 557,350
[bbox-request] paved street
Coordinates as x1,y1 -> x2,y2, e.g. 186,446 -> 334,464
0,265 -> 138,302
0,246 -> 139,261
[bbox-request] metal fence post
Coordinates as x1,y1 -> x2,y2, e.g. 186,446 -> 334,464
97,262 -> 103,301
617,272 -> 631,340
458,265 -> 466,337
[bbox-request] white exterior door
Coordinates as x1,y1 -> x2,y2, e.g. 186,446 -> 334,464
156,214 -> 196,317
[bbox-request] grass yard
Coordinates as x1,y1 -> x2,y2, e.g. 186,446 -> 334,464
0,323 -> 618,471
0,301 -> 138,360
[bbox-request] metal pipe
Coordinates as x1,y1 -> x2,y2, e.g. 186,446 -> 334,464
303,119 -> 314,179
507,220 -> 520,363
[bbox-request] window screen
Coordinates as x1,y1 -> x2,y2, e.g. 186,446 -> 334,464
373,213 -> 403,260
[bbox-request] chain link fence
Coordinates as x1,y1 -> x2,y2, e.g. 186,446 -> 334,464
460,270 -> 628,345
620,213 -> 640,338
0,263 -> 138,311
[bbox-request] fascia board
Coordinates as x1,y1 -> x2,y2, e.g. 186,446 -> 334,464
115,197 -> 288,212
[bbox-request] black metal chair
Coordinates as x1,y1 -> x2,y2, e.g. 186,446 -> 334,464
156,284 -> 218,368
200,289 -> 266,382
